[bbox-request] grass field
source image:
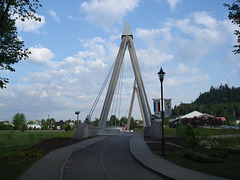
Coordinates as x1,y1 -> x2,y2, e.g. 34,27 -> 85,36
164,127 -> 240,137
161,138 -> 240,179
1,128 -> 240,180
0,130 -> 74,153
154,128 -> 240,179
0,130 -> 75,180
162,149 -> 240,179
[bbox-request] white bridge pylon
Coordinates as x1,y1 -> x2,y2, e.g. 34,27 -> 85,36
98,22 -> 152,128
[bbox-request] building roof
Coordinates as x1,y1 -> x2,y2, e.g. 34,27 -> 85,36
181,111 -> 203,119
181,111 -> 214,119
215,117 -> 226,121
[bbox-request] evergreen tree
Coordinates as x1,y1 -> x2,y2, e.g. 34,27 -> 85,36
12,113 -> 26,130
172,84 -> 240,123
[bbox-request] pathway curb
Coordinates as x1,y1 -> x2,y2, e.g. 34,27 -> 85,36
129,134 -> 227,180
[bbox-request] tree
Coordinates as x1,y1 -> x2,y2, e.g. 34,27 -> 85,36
130,117 -> 137,130
47,118 -> 56,130
91,118 -> 99,127
224,0 -> 240,54
109,115 -> 118,126
62,121 -> 71,131
0,0 -> 42,88
183,126 -> 202,156
12,113 -> 26,130
119,116 -> 127,127
40,119 -> 48,130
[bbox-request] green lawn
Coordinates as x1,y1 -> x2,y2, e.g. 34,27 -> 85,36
0,130 -> 74,153
160,128 -> 240,180
162,148 -> 240,180
165,127 -> 240,137
0,158 -> 38,180
0,130 -> 75,180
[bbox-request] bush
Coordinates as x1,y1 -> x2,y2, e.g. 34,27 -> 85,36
183,151 -> 221,163
211,147 -> 228,158
183,126 -> 202,156
0,149 -> 43,159
65,124 -> 72,131
0,124 -> 13,130
175,122 -> 185,138
63,122 -> 72,131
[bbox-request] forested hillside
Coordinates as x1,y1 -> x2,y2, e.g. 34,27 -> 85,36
172,84 -> 240,125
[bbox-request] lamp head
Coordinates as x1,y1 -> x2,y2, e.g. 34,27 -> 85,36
75,111 -> 81,115
158,67 -> 165,82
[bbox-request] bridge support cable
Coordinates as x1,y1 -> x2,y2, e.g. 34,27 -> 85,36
85,59 -> 115,123
118,59 -> 124,120
98,36 -> 128,127
109,54 -> 125,126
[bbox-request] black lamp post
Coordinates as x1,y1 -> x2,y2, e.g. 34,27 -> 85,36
158,67 -> 166,156
75,111 -> 81,127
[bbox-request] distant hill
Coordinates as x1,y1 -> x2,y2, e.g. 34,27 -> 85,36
172,84 -> 240,125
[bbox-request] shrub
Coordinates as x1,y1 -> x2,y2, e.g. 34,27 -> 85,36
183,126 -> 202,156
175,122 -> 185,138
211,147 -> 228,158
63,121 -> 72,131
0,124 -> 13,130
183,151 -> 221,163
0,150 -> 43,159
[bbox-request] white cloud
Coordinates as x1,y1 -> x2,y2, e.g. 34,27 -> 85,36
167,11 -> 233,63
1,9 -> 238,121
48,10 -> 61,22
80,0 -> 141,27
166,0 -> 181,11
136,27 -> 172,45
16,14 -> 46,33
28,46 -> 55,66
166,65 -> 210,87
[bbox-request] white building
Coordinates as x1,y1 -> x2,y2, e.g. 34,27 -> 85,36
27,124 -> 41,129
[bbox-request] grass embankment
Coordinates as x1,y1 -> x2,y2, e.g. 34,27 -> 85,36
0,130 -> 75,180
154,128 -> 240,179
164,127 -> 240,137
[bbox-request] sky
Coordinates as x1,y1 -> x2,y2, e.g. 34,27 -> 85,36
1,0 -> 239,122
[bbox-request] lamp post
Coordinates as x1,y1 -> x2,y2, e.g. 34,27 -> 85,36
158,67 -> 166,156
75,111 -> 81,127
48,115 -> 51,130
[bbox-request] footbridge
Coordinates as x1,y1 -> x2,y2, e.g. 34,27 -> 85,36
73,22 -> 161,138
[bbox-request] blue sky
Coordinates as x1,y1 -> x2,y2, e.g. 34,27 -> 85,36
1,0 -> 239,122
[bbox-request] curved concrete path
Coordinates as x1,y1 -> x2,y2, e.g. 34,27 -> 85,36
20,133 -> 227,180
20,136 -> 107,180
130,134 -> 227,180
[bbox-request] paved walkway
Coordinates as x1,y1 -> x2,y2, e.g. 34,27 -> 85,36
63,135 -> 164,180
20,136 -> 107,180
130,134 -> 227,180
20,133 -> 227,180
